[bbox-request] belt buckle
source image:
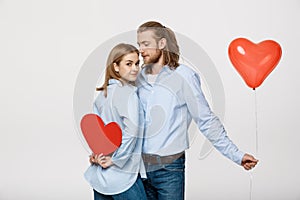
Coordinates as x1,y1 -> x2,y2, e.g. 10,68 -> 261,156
148,154 -> 161,165
144,154 -> 162,165
155,154 -> 161,164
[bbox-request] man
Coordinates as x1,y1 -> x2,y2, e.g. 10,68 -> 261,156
136,21 -> 258,200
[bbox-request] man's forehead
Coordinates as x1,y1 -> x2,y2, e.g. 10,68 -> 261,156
138,30 -> 156,39
138,30 -> 155,37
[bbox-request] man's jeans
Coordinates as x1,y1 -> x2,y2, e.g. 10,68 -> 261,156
93,175 -> 146,200
142,155 -> 185,200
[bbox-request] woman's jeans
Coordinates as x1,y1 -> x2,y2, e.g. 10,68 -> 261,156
93,175 -> 146,200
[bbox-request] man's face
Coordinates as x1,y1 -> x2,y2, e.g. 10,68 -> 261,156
137,30 -> 162,65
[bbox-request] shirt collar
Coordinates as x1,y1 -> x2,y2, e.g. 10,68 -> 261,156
108,78 -> 137,91
138,65 -> 175,88
141,65 -> 173,78
108,79 -> 122,86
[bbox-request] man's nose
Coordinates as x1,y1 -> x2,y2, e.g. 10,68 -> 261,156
139,46 -> 144,53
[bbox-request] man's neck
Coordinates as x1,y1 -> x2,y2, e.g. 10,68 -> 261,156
147,54 -> 165,75
144,63 -> 163,75
151,63 -> 164,75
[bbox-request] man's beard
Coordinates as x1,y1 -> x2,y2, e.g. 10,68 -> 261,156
144,49 -> 162,64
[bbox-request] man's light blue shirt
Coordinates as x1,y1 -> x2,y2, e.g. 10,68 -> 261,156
137,64 -> 245,165
84,79 -> 146,195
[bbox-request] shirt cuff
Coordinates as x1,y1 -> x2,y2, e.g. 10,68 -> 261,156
233,150 -> 245,165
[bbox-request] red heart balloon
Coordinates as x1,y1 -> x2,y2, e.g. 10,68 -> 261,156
80,113 -> 122,155
228,38 -> 282,89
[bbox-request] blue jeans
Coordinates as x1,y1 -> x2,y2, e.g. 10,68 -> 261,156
142,155 -> 185,200
93,175 -> 147,200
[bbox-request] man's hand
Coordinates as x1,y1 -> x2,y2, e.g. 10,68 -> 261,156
241,153 -> 259,170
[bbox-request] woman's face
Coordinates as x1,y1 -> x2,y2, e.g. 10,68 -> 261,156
114,52 -> 140,83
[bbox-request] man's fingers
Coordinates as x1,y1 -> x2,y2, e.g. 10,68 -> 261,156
250,157 -> 259,163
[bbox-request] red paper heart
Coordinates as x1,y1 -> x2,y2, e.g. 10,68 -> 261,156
228,38 -> 282,89
80,113 -> 122,155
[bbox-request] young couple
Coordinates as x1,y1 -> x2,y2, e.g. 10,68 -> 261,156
84,21 -> 259,200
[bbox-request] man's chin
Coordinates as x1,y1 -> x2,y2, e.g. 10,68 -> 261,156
143,60 -> 153,65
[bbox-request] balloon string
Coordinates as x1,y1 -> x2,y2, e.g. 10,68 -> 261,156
249,171 -> 253,200
254,89 -> 258,156
249,89 -> 258,200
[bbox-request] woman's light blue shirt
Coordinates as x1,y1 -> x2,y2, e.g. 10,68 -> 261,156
84,79 -> 146,195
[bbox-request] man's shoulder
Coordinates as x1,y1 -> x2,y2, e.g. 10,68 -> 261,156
175,64 -> 197,77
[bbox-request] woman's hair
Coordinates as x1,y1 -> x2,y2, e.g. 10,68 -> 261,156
137,21 -> 180,69
96,43 -> 139,96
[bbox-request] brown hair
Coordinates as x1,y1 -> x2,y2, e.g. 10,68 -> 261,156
96,43 -> 139,96
137,21 -> 180,69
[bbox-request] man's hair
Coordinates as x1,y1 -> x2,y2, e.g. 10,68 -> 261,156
138,21 -> 180,69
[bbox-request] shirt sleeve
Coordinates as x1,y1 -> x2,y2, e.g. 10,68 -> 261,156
93,103 -> 100,116
110,87 -> 141,168
183,72 -> 245,165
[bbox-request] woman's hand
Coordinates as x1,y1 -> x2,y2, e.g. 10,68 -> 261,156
89,153 -> 97,165
93,154 -> 114,168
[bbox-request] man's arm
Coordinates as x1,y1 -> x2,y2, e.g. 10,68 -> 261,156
182,71 -> 258,169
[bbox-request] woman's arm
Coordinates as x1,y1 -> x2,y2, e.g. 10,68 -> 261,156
110,87 -> 142,168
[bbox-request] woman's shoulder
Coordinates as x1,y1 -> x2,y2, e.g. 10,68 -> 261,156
112,83 -> 138,104
112,84 -> 139,117
114,83 -> 137,94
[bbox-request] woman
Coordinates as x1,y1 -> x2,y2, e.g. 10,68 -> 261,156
84,43 -> 147,200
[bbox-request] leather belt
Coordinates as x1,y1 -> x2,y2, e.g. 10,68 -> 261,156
142,151 -> 185,165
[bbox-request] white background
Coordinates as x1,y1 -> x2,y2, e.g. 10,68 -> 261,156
1,0 -> 299,199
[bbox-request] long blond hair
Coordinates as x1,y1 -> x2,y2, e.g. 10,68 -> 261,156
137,21 -> 180,69
96,43 -> 139,96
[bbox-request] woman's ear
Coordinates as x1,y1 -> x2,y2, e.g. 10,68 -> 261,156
113,63 -> 119,72
158,38 -> 167,50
